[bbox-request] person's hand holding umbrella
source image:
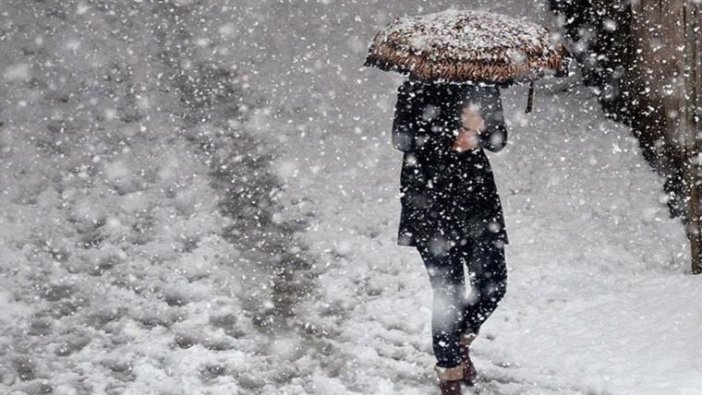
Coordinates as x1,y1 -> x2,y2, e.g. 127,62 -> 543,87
452,106 -> 485,152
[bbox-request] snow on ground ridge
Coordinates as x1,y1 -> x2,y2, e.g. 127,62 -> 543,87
0,2 -> 318,394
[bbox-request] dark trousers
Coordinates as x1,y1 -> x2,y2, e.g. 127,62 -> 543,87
417,238 -> 507,368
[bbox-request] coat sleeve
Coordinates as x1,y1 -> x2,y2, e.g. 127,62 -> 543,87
477,87 -> 508,153
391,81 -> 417,152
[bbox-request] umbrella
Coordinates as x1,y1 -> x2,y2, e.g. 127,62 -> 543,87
364,9 -> 570,111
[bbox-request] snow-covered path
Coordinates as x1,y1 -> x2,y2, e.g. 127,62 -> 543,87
266,2 -> 702,395
1,1 -> 700,394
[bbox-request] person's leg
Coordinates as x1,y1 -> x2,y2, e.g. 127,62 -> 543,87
462,239 -> 507,336
416,242 -> 466,369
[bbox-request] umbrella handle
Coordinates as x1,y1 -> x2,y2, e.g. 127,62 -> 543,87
525,81 -> 534,113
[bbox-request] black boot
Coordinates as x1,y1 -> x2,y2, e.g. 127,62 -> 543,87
439,381 -> 462,395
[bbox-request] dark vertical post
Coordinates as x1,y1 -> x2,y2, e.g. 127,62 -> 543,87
525,81 -> 534,113
684,2 -> 702,274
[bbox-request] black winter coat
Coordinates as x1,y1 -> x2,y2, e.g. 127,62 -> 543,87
392,79 -> 509,249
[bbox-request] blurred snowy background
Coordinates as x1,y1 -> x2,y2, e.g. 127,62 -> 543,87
0,1 -> 700,394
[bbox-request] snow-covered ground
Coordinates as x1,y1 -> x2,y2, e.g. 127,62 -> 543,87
274,80 -> 702,394
1,1 -> 701,394
0,2 -> 310,394
261,1 -> 702,394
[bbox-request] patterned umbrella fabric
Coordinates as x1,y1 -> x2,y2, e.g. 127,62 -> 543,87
364,9 -> 570,85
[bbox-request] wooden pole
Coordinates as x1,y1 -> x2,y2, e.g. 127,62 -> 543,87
691,2 -> 702,274
684,2 -> 702,274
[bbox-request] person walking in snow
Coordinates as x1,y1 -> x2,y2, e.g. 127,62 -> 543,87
366,9 -> 568,394
392,76 -> 508,395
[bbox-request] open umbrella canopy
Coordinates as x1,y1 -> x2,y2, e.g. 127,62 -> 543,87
364,9 -> 570,85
